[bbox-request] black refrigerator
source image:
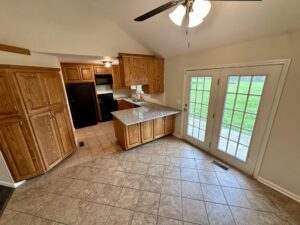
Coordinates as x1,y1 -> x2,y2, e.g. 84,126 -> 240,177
66,83 -> 98,129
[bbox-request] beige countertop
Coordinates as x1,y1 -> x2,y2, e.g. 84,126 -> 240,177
111,99 -> 181,126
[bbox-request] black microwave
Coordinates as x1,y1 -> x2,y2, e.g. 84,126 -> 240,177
95,75 -> 112,85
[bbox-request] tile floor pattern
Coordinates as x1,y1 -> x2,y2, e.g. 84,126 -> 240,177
1,122 -> 300,225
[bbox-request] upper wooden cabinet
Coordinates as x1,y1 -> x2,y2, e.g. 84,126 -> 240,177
118,53 -> 164,93
41,72 -> 66,108
94,65 -> 112,75
0,71 -> 21,119
15,72 -> 49,114
143,58 -> 164,94
112,65 -> 126,89
0,117 -> 44,181
119,54 -> 149,86
15,71 -> 65,114
61,64 -> 94,83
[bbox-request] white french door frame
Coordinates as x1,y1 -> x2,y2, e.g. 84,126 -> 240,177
182,69 -> 221,151
180,59 -> 291,177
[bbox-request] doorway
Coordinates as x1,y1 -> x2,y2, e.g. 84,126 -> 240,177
183,61 -> 288,175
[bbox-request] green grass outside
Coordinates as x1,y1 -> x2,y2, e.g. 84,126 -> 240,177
189,76 -> 265,132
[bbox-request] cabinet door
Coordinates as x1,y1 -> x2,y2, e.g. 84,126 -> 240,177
154,117 -> 165,138
41,72 -> 65,108
141,120 -> 154,143
126,123 -> 141,148
0,72 -> 20,118
0,118 -> 43,181
165,115 -> 175,135
52,108 -> 75,158
30,112 -> 63,170
94,65 -> 111,75
80,67 -> 94,81
112,65 -> 124,89
15,72 -> 48,114
64,67 -> 81,82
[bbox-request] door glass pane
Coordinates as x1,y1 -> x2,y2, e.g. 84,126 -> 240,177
218,75 -> 266,161
187,76 -> 212,142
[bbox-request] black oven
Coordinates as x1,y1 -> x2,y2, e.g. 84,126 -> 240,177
95,75 -> 112,85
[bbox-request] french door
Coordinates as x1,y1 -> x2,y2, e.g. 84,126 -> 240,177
183,64 -> 283,174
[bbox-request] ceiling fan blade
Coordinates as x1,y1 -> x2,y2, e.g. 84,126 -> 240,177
134,0 -> 185,22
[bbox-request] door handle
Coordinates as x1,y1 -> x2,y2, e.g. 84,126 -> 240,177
184,103 -> 188,112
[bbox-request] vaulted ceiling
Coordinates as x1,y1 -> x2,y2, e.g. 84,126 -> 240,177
1,0 -> 300,58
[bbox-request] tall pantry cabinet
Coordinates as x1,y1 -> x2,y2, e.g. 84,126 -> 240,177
0,65 -> 76,182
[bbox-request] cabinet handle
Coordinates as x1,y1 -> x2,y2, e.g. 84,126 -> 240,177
51,112 -> 55,118
48,113 -> 52,119
19,121 -> 23,127
14,105 -> 18,112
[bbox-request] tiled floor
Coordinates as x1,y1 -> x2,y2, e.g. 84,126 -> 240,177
1,122 -> 300,225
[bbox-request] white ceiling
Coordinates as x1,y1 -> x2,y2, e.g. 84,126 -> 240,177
104,0 -> 300,57
1,0 -> 300,59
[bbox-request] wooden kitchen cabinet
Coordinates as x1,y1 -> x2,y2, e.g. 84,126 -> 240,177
165,115 -> 175,135
30,111 -> 63,170
118,53 -> 164,93
143,58 -> 164,94
154,117 -> 165,139
0,65 -> 76,182
61,63 -> 94,83
80,66 -> 94,81
113,114 -> 176,150
41,72 -> 66,108
126,123 -> 141,148
118,54 -> 150,86
141,120 -> 154,143
112,65 -> 126,89
0,117 -> 44,181
15,72 -> 49,114
0,71 -> 21,119
118,100 -> 135,110
52,108 -> 75,158
94,65 -> 112,75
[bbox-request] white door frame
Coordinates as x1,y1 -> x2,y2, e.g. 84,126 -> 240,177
180,59 -> 291,178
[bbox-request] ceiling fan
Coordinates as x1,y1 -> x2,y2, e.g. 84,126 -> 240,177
134,0 -> 262,29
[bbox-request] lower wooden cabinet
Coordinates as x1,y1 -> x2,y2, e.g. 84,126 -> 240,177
154,117 -> 165,139
52,108 -> 75,157
126,123 -> 141,148
141,120 -> 154,143
30,112 -> 63,170
165,115 -> 175,135
0,117 -> 43,181
114,114 -> 176,150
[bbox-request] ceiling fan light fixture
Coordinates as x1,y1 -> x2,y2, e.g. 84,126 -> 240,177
188,11 -> 204,28
169,4 -> 186,26
192,0 -> 211,19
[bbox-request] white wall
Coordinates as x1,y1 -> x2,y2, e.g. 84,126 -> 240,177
165,31 -> 300,198
0,152 -> 15,187
0,51 -> 61,187
0,0 -> 150,57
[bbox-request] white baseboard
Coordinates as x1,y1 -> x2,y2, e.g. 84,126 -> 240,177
257,177 -> 300,203
0,180 -> 25,188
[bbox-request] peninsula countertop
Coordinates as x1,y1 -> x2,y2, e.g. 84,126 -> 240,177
111,99 -> 181,126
